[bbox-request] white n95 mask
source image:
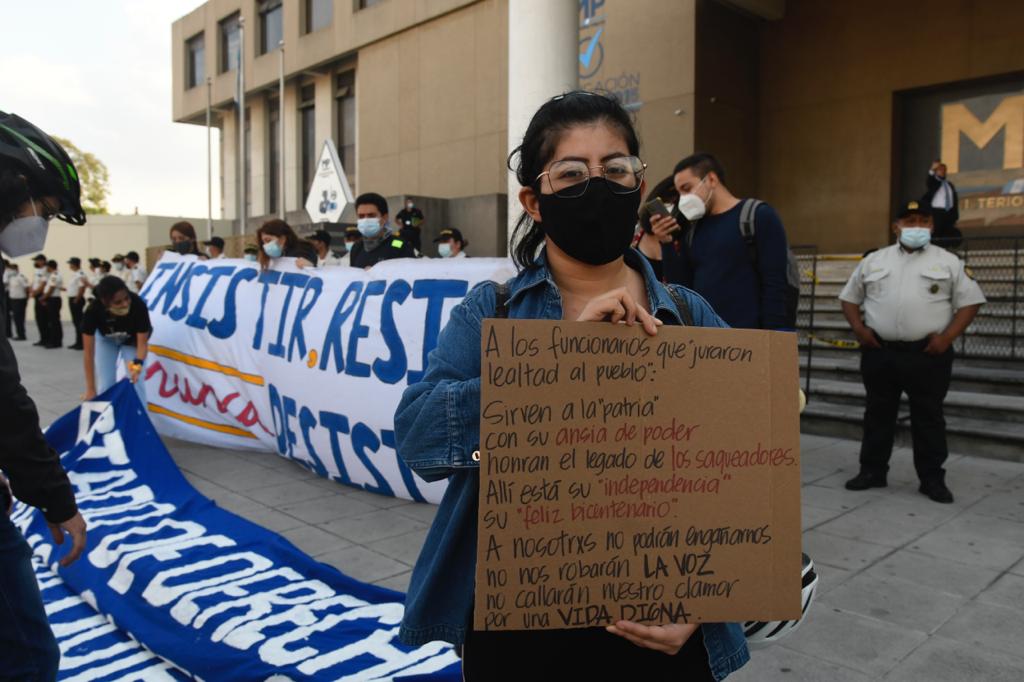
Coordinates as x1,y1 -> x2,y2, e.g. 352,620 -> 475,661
0,199 -> 49,257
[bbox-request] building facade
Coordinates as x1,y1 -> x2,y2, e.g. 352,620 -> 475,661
172,0 -> 1024,254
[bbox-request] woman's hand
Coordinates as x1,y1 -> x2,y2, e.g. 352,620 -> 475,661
126,361 -> 143,384
576,287 -> 662,336
606,620 -> 699,655
296,257 -> 314,269
649,214 -> 680,244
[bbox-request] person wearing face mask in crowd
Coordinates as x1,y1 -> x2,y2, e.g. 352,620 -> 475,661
432,228 -> 468,259
338,225 -> 361,267
633,178 -> 682,282
168,221 -> 202,256
123,251 -> 147,294
654,153 -> 793,331
85,257 -> 102,301
394,91 -> 746,682
29,253 -> 49,346
81,275 -> 151,405
99,260 -> 112,276
202,236 -> 226,259
6,263 -> 29,340
243,245 -> 259,262
395,198 -> 424,253
348,193 -> 417,268
0,110 -> 90,680
839,200 -> 985,504
40,259 -> 64,349
256,219 -> 316,270
309,229 -> 344,267
111,253 -> 127,282
65,257 -> 87,350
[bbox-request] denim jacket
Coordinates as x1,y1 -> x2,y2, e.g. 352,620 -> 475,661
394,248 -> 751,680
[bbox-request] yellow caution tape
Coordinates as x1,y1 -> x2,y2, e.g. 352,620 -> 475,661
807,333 -> 861,349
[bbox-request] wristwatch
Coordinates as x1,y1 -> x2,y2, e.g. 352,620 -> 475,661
131,358 -> 145,368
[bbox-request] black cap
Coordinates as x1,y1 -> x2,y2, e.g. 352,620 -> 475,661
46,259 -> 57,268
112,253 -> 124,261
88,257 -> 101,267
32,253 -> 46,262
100,260 -> 111,269
896,200 -> 933,220
204,236 -> 225,249
344,226 -> 361,239
67,257 -> 81,266
243,245 -> 258,254
125,251 -> 139,262
433,228 -> 464,243
309,229 -> 332,246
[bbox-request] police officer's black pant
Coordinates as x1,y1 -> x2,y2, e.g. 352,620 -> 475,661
3,293 -> 10,337
33,297 -> 46,343
69,298 -> 85,347
44,297 -> 62,346
9,298 -> 26,339
858,344 -> 954,484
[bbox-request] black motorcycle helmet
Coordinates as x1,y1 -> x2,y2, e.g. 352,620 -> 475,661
0,111 -> 86,225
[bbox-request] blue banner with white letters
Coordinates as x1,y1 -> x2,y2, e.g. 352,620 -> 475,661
12,381 -> 461,680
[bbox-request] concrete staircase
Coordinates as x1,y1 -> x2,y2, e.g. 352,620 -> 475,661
795,247 -> 1024,463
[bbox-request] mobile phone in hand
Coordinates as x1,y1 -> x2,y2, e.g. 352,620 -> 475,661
645,199 -> 671,219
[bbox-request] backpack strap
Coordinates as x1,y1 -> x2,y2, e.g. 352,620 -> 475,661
666,286 -> 694,327
493,282 -> 510,319
739,198 -> 763,268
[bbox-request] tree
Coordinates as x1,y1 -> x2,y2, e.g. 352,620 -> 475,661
52,136 -> 110,214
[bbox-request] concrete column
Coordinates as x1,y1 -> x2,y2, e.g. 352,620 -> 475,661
506,0 -> 578,255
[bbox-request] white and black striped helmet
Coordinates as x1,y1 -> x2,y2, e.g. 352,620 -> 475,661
743,553 -> 818,647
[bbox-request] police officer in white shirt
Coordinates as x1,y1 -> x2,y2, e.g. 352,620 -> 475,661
40,259 -> 64,349
30,253 -> 49,346
65,257 -> 87,350
85,258 -> 102,300
433,228 -> 469,259
6,263 -> 29,340
123,251 -> 147,293
203,236 -> 227,259
839,200 -> 986,503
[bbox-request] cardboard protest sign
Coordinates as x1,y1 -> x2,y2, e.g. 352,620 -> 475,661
474,320 -> 801,632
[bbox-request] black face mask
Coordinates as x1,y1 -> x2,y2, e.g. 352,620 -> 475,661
172,240 -> 193,255
537,178 -> 641,265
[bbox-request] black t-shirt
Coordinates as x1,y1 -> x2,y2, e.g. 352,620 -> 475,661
349,233 -> 417,268
396,207 -> 424,229
81,293 -> 153,345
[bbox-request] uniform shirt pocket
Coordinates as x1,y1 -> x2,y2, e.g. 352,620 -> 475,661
919,268 -> 952,301
862,267 -> 890,300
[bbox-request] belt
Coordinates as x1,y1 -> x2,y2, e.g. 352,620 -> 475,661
877,336 -> 928,352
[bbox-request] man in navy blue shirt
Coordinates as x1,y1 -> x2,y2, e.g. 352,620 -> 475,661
651,153 -> 792,330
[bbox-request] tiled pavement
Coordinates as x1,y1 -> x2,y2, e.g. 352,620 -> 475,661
12,327 -> 1024,680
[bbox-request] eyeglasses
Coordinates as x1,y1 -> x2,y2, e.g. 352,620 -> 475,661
535,156 -> 646,198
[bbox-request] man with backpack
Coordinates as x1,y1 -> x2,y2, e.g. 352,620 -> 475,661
653,153 -> 798,330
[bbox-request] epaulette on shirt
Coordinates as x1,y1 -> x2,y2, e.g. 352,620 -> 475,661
391,239 -> 405,249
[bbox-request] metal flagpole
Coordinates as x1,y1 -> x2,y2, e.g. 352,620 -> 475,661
278,39 -> 285,220
238,17 -> 246,235
206,76 -> 213,240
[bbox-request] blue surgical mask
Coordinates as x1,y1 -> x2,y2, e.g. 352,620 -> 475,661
437,242 -> 453,258
244,253 -> 258,262
357,218 -> 382,238
262,240 -> 283,258
899,227 -> 931,250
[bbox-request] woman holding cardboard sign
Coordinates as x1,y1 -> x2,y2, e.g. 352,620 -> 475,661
394,92 -> 749,680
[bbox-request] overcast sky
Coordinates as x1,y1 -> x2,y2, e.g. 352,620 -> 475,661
1,1 -> 219,219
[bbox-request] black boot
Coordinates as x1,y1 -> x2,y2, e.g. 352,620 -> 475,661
844,472 -> 888,491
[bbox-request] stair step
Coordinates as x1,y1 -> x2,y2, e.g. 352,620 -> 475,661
803,378 -> 1024,421
798,354 -> 1024,394
800,401 -> 1024,462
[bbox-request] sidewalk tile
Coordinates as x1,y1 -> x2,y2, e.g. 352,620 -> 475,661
392,502 -> 442,525
244,480 -> 337,508
824,573 -> 965,632
316,545 -> 411,583
801,530 -> 893,571
815,504 -> 936,548
231,506 -> 306,534
800,485 -> 877,513
801,504 -> 846,530
373,571 -> 413,593
321,509 -> 427,545
884,636 -> 1024,682
730,645 -> 873,682
366,528 -> 430,566
279,525 -> 352,558
781,602 -> 928,677
976,573 -> 1024,613
277,494 -> 378,525
867,549 -> 999,598
909,528 -> 1024,571
936,601 -> 1024,661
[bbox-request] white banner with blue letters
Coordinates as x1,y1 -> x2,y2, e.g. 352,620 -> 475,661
13,380 -> 461,680
137,254 -> 515,505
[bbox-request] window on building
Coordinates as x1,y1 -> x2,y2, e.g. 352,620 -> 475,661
219,13 -> 240,73
357,0 -> 384,9
268,98 -> 280,215
186,33 -> 205,89
300,84 -> 317,196
335,71 -> 355,189
259,0 -> 283,55
305,0 -> 333,33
